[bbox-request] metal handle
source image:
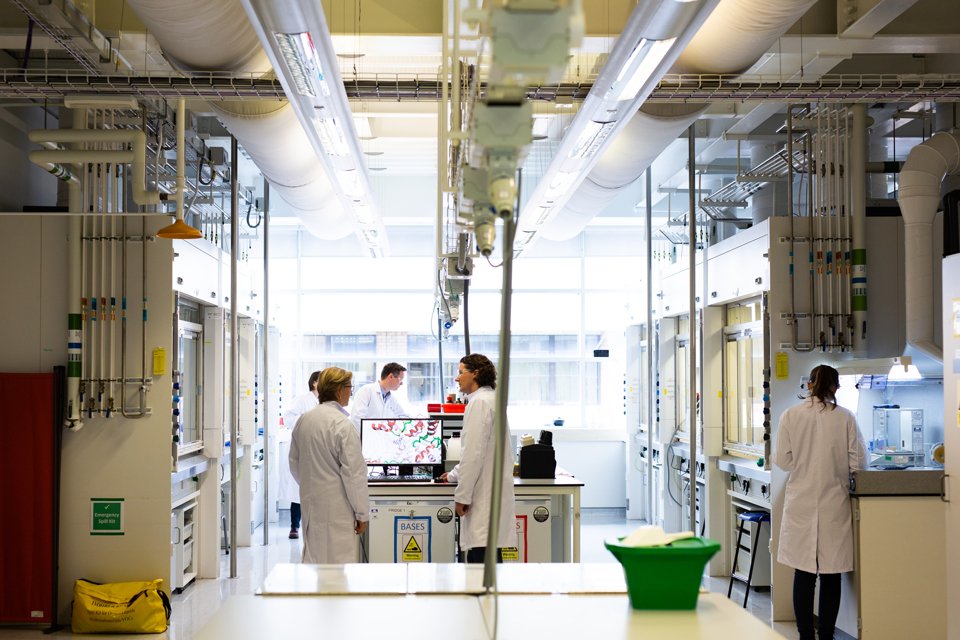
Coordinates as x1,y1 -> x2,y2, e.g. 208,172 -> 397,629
172,526 -> 181,544
941,473 -> 950,503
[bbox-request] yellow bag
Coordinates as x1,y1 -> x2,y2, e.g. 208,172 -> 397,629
71,578 -> 171,634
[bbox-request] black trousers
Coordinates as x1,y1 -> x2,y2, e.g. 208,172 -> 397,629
465,547 -> 504,563
290,502 -> 301,530
793,569 -> 841,640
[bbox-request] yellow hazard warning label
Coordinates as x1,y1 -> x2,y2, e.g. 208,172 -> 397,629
501,547 -> 519,562
402,536 -> 423,562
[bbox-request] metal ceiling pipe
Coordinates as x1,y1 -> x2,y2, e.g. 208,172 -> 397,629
539,0 -> 819,241
897,130 -> 960,365
28,129 -> 161,206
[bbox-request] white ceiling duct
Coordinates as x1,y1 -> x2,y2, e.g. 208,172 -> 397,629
212,101 -> 353,239
538,0 -> 819,242
125,0 -> 355,241
123,0 -> 270,74
897,130 -> 960,368
540,103 -> 703,241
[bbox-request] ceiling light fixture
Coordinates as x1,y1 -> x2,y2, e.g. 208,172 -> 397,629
514,0 -> 720,256
242,0 -> 388,257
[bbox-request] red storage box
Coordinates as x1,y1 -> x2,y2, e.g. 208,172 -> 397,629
442,403 -> 466,413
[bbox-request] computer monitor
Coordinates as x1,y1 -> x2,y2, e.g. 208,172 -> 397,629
360,418 -> 442,466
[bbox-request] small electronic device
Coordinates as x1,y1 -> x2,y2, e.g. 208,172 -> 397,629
360,418 -> 442,467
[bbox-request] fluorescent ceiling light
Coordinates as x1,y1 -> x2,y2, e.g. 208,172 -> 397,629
312,117 -> 350,157
608,38 -> 676,102
544,171 -> 579,199
570,121 -> 617,160
274,32 -> 332,98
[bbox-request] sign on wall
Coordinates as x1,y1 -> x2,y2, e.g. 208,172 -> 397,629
90,498 -> 124,536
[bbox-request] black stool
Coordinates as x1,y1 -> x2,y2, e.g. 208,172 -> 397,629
727,510 -> 770,607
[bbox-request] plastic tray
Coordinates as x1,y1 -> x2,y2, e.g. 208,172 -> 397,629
604,536 -> 721,610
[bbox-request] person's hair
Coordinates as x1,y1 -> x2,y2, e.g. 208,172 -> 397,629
317,367 -> 353,403
307,370 -> 321,391
806,364 -> 839,410
380,362 -> 407,379
460,353 -> 496,390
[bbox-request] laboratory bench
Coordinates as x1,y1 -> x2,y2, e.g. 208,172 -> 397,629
365,475 -> 583,563
195,563 -> 787,639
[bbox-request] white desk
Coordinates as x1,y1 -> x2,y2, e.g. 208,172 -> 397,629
226,564 -> 789,639
200,591 -> 785,639
258,562 -> 627,595
367,476 -> 583,561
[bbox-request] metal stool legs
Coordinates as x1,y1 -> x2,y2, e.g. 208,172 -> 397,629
743,520 -> 760,607
728,511 -> 768,608
727,518 -> 747,600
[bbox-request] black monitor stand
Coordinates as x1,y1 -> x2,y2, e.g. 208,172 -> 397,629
398,464 -> 414,476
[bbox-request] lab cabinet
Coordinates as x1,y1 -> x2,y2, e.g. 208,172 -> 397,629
507,497 -> 552,563
849,495 -> 945,639
841,469 -> 946,639
171,499 -> 199,592
368,497 -> 458,563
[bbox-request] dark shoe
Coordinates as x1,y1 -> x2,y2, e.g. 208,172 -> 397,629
288,529 -> 299,539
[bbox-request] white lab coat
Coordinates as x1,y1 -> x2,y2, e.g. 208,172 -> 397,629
773,398 -> 868,574
289,401 -> 369,564
349,381 -> 410,433
278,391 -> 319,505
448,386 -> 516,551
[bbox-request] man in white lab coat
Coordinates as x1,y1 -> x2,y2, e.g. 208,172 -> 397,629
773,364 -> 868,640
289,367 -> 369,564
349,362 -> 410,433
280,370 -> 320,539
439,354 -> 515,563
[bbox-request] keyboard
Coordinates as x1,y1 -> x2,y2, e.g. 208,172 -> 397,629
368,475 -> 434,483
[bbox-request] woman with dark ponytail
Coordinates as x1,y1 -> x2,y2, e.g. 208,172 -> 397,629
774,364 -> 868,640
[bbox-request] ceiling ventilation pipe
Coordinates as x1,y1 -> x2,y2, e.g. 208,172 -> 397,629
896,130 -> 960,366
125,0 -> 355,239
539,0 -> 818,241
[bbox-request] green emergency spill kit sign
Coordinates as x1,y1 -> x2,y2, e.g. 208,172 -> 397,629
90,498 -> 124,535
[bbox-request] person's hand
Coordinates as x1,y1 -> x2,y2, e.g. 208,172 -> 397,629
438,472 -> 449,483
455,502 -> 470,517
355,520 -> 367,535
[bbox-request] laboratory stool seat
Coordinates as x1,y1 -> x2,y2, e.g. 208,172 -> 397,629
727,510 -> 771,607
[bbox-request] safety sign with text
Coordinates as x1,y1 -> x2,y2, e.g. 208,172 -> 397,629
90,498 -> 124,536
394,516 -> 431,562
502,515 -> 528,563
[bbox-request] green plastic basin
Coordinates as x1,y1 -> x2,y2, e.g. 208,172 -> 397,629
604,536 -> 721,610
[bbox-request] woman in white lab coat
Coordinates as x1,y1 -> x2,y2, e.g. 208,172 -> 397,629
773,364 -> 867,640
439,354 -> 515,563
289,367 -> 369,564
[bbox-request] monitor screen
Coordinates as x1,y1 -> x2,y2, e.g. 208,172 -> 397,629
360,418 -> 442,466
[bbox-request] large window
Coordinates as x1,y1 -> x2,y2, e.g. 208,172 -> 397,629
271,249 -> 638,429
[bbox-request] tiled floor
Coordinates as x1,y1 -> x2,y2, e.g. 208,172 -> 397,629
0,509 -> 806,639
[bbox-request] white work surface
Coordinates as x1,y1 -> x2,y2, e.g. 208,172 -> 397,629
214,564 -> 789,639
196,592 -> 785,639
258,562 -> 627,595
